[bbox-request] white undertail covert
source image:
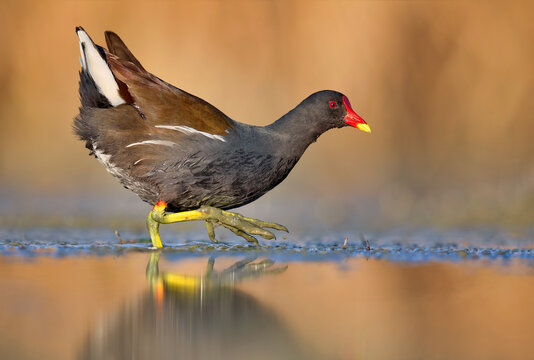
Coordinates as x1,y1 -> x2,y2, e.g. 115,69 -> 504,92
77,28 -> 125,107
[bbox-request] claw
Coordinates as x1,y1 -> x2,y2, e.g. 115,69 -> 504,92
273,224 -> 289,233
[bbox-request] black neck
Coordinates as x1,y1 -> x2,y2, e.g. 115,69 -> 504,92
266,105 -> 331,156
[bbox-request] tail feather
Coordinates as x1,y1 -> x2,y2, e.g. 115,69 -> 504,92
76,27 -> 126,107
74,27 -> 147,153
78,70 -> 112,108
105,31 -> 145,71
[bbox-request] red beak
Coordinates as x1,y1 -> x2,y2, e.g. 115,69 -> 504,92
343,96 -> 371,133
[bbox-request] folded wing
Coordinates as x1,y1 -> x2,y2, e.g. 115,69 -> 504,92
74,28 -> 234,201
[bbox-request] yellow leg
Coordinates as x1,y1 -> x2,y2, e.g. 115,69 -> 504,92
146,211 -> 163,248
146,201 -> 288,248
147,201 -> 209,248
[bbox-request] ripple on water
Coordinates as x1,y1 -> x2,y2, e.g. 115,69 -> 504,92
1,226 -> 534,264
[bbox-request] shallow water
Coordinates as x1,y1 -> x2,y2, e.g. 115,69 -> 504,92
1,227 -> 534,359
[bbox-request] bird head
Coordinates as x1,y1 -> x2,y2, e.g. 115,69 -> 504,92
306,90 -> 371,133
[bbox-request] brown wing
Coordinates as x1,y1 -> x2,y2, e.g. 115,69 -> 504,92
102,33 -> 233,136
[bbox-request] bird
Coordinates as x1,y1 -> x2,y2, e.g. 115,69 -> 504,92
73,27 -> 371,248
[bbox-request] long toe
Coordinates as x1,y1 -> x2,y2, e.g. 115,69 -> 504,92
228,212 -> 289,233
205,221 -> 218,243
219,216 -> 276,240
240,223 -> 276,240
243,218 -> 288,232
262,222 -> 289,232
224,225 -> 260,246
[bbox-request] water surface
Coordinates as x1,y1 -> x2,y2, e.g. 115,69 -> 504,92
1,228 -> 534,359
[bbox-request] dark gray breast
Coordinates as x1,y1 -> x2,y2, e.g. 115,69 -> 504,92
151,124 -> 301,212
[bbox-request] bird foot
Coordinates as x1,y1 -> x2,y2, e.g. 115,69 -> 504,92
200,206 -> 288,246
146,202 -> 288,247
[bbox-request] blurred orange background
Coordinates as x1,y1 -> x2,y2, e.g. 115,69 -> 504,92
1,0 -> 533,229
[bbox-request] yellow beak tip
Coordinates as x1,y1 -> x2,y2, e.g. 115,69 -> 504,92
356,123 -> 371,133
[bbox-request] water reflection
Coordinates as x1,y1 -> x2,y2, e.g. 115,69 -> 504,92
79,253 -> 311,360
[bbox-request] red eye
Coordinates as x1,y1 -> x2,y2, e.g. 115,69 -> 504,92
329,101 -> 337,109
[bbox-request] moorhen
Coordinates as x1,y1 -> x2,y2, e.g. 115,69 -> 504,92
74,27 -> 371,248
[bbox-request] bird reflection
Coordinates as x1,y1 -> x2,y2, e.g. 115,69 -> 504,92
79,253 -> 312,360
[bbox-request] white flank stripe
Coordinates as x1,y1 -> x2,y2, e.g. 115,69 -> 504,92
126,140 -> 175,148
155,125 -> 226,142
77,29 -> 125,107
